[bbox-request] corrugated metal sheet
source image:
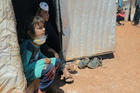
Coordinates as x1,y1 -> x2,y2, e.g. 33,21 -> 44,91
59,0 -> 116,61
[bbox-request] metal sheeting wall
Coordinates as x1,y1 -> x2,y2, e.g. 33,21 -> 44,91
59,0 -> 116,61
0,0 -> 26,93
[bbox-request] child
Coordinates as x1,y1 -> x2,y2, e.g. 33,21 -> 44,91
20,16 -> 61,93
116,8 -> 127,25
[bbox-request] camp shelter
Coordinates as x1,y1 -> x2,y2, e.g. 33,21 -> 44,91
0,0 -> 116,92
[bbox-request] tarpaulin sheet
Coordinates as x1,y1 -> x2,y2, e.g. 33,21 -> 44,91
0,0 -> 26,93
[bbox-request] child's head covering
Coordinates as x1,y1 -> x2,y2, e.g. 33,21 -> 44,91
39,2 -> 49,11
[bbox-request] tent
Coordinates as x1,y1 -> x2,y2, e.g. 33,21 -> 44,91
0,0 -> 116,92
0,0 -> 26,93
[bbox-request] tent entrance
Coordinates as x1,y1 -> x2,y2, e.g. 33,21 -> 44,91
12,0 -> 62,53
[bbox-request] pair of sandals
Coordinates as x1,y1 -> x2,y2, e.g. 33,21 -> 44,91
78,57 -> 102,69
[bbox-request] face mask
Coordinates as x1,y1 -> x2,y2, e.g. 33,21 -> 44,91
33,36 -> 47,45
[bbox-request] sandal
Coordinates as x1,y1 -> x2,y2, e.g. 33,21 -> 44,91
87,57 -> 102,69
61,74 -> 74,83
61,68 -> 74,83
64,75 -> 74,83
65,63 -> 76,72
78,58 -> 90,69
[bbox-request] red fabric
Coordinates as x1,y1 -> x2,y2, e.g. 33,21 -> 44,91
46,66 -> 55,80
117,13 -> 125,18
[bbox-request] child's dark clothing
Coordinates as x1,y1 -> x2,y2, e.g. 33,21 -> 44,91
41,21 -> 60,53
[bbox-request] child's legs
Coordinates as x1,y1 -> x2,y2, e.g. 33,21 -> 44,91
117,16 -> 124,23
55,58 -> 61,73
39,64 -> 55,92
39,59 -> 61,92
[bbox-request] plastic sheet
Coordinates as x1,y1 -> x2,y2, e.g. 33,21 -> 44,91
0,0 -> 26,93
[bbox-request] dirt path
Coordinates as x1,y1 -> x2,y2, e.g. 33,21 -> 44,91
54,22 -> 140,93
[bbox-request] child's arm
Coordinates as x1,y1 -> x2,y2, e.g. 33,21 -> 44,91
117,13 -> 125,18
48,48 -> 59,58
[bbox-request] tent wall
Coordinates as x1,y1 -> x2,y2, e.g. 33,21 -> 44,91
59,0 -> 116,61
0,0 -> 26,93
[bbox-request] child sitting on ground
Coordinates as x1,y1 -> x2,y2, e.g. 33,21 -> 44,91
116,8 -> 127,25
20,16 -> 61,93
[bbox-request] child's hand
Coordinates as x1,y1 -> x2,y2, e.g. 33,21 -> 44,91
54,53 -> 59,58
43,58 -> 51,64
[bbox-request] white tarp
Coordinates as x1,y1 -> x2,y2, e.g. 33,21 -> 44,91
0,0 -> 26,93
59,0 -> 116,61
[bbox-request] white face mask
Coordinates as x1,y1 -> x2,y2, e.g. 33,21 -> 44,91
33,36 -> 47,45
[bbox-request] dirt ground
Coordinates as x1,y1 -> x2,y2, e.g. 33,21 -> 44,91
52,22 -> 140,93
